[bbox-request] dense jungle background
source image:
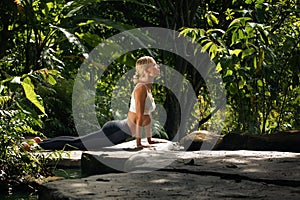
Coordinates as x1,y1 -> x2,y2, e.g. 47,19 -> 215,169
0,0 -> 299,195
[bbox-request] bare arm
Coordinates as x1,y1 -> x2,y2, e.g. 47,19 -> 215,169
134,85 -> 149,147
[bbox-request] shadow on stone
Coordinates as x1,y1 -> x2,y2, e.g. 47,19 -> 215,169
180,130 -> 300,153
216,130 -> 300,152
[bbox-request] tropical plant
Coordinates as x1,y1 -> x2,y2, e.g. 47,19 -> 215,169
180,0 -> 300,134
0,0 -> 78,192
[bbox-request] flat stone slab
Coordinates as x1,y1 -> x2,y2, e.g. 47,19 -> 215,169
39,170 -> 300,200
82,149 -> 300,182
168,150 -> 300,184
39,139 -> 300,199
81,139 -> 300,181
81,138 -> 182,175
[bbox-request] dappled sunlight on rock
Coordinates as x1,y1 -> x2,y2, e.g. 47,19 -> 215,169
39,140 -> 300,199
150,178 -> 171,184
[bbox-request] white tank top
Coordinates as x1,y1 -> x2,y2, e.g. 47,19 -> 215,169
129,83 -> 156,115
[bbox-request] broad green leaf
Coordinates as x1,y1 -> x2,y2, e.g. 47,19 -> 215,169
224,69 -> 233,77
207,17 -> 213,26
21,77 -> 45,114
230,49 -> 242,57
48,69 -> 63,78
116,53 -> 136,67
255,0 -> 264,8
239,79 -> 246,89
239,17 -> 252,25
210,43 -> 218,52
209,44 -> 218,59
200,38 -> 210,44
242,48 -> 256,59
66,5 -> 84,17
47,75 -> 57,85
228,19 -> 240,28
245,24 -> 254,37
257,79 -> 263,87
207,29 -> 225,34
77,20 -> 96,26
245,0 -> 253,4
46,2 -> 54,10
199,29 -> 206,36
179,28 -> 193,37
50,25 -> 89,59
210,13 -> 219,25
238,29 -> 244,39
179,28 -> 200,42
75,32 -> 103,47
201,41 -> 213,53
229,17 -> 252,27
231,31 -> 238,45
216,62 -> 222,72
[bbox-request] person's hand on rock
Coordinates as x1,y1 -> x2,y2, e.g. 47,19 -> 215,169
147,138 -> 167,144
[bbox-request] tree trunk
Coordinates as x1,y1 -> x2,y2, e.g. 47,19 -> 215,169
157,0 -> 203,139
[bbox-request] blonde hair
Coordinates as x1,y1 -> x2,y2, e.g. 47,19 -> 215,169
133,56 -> 155,84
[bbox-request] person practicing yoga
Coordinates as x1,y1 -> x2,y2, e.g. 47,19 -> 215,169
35,56 -> 161,150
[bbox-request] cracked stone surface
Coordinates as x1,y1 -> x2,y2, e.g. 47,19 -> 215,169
39,139 -> 300,200
39,170 -> 300,200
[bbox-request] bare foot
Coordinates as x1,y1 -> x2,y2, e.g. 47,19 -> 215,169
137,144 -> 152,149
33,137 -> 43,143
20,137 -> 43,151
20,142 -> 30,151
148,140 -> 167,144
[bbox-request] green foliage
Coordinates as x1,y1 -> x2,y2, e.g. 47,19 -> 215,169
0,94 -> 50,191
0,0 -> 76,189
180,0 -> 299,134
0,69 -> 69,193
0,0 -> 299,191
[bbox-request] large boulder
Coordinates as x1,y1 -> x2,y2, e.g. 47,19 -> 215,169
180,130 -> 300,153
81,138 -> 182,176
179,130 -> 223,151
216,130 -> 300,152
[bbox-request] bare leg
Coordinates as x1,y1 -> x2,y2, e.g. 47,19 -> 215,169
39,119 -> 131,150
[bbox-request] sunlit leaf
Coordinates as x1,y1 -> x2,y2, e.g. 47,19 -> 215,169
47,75 -> 57,85
239,78 -> 246,89
257,79 -> 263,87
210,13 -> 219,25
201,41 -> 213,52
230,49 -> 242,57
21,77 -> 46,114
216,62 -> 222,72
224,69 -> 233,77
207,29 -> 225,34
